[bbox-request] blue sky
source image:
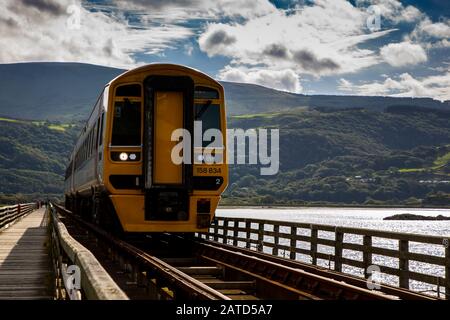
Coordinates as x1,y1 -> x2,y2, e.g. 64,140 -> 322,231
0,0 -> 449,100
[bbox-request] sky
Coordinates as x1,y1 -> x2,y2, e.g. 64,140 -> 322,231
0,0 -> 449,101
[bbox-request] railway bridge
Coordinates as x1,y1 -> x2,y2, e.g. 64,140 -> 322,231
0,203 -> 448,300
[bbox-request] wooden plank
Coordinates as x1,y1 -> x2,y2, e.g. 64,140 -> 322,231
0,208 -> 52,299
273,225 -> 279,256
290,226 -> 297,260
200,280 -> 255,290
233,221 -> 239,246
311,227 -> 318,265
245,221 -> 251,249
257,223 -> 264,252
445,239 -> 450,295
363,235 -> 372,278
335,231 -> 343,272
399,240 -> 409,289
177,266 -> 222,276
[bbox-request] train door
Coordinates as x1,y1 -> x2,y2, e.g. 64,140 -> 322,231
153,91 -> 183,184
143,76 -> 194,221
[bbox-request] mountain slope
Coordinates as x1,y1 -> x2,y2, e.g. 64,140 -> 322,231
1,107 -> 449,205
0,63 -> 124,120
0,62 -> 448,120
225,107 -> 450,205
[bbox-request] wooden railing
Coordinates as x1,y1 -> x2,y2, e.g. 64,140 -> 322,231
200,217 -> 450,298
48,204 -> 128,300
0,203 -> 37,229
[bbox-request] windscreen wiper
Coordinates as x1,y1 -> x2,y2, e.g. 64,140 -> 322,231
195,100 -> 212,120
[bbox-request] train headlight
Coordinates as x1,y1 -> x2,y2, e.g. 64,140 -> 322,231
196,154 -> 204,163
119,152 -> 128,161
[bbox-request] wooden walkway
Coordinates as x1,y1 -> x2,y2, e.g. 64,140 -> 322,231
0,208 -> 53,299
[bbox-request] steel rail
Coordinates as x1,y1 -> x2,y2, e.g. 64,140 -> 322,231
52,203 -> 229,300
195,237 -> 437,300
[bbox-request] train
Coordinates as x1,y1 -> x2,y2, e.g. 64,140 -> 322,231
64,63 -> 228,233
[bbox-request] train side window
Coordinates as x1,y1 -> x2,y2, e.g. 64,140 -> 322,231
96,118 -> 101,147
90,131 -> 93,156
111,100 -> 141,146
194,86 -> 219,99
90,130 -> 94,155
99,113 -> 104,146
93,122 -> 98,152
87,132 -> 91,158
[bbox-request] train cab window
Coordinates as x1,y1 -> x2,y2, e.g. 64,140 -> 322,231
111,100 -> 141,146
116,84 -> 141,97
194,103 -> 222,147
194,86 -> 219,99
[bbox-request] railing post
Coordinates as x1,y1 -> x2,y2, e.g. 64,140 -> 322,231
233,220 -> 239,246
444,238 -> 450,299
335,229 -> 343,272
290,226 -> 297,260
399,240 -> 409,289
223,219 -> 230,245
213,219 -> 219,242
310,225 -> 318,265
245,221 -> 251,249
273,224 -> 279,257
363,235 -> 372,278
257,222 -> 264,252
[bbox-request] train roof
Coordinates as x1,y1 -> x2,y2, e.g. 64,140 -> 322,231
107,63 -> 221,87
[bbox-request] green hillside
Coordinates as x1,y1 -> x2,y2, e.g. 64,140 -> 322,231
0,118 -> 80,203
1,105 -> 449,206
223,106 -> 450,205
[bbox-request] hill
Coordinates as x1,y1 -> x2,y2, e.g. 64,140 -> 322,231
0,62 -> 448,120
1,106 -> 449,205
0,118 -> 80,203
0,62 -> 449,205
224,107 -> 450,205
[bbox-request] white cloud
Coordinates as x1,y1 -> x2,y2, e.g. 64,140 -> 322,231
219,67 -> 302,93
355,0 -> 423,23
0,0 -> 193,67
338,71 -> 450,102
415,18 -> 450,39
113,0 -> 277,19
184,43 -> 194,56
408,17 -> 450,49
198,0 -> 398,86
380,42 -> 427,67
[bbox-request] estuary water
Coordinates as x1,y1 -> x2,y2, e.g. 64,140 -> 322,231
216,207 -> 450,296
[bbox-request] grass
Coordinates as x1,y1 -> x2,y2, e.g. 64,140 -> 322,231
47,124 -> 72,132
232,112 -> 283,119
0,116 -> 73,132
399,168 -> 426,173
399,151 -> 450,173
31,121 -> 46,126
434,152 -> 450,167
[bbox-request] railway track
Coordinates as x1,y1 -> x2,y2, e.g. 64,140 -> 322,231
52,204 -> 435,300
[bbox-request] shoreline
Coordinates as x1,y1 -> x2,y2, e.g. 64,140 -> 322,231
218,204 -> 450,210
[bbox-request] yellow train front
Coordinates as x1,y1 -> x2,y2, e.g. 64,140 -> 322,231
64,63 -> 228,233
